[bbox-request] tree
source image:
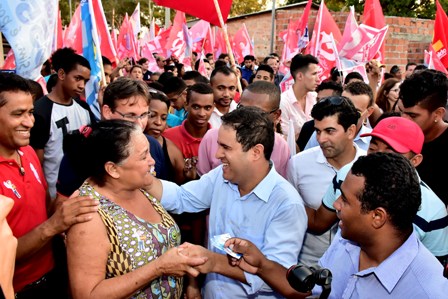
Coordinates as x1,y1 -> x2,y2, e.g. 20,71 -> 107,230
284,0 -> 448,19
230,0 -> 269,17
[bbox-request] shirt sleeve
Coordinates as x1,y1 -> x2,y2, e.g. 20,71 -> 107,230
160,168 -> 219,213
197,131 -> 214,176
244,191 -> 307,294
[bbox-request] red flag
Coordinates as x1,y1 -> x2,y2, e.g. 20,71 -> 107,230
1,49 -> 15,70
52,8 -> 63,52
149,28 -> 171,58
153,0 -> 232,27
92,0 -> 117,64
306,0 -> 342,81
231,24 -> 254,64
362,0 -> 386,62
167,11 -> 186,51
117,13 -> 139,61
432,0 -> 448,68
64,5 -> 83,54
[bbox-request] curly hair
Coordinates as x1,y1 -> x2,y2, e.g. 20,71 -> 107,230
350,153 -> 421,233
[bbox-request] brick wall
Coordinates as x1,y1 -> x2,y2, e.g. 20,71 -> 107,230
225,4 -> 435,72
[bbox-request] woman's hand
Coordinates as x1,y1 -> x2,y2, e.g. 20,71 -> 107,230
154,245 -> 208,277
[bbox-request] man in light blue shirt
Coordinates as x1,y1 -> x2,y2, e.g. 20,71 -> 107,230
314,153 -> 448,298
305,81 -> 375,151
319,117 -> 448,259
222,153 -> 448,298
148,106 -> 307,298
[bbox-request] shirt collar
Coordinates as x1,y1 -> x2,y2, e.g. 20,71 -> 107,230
225,161 -> 279,203
355,125 -> 372,145
348,232 -> 419,293
180,120 -> 211,144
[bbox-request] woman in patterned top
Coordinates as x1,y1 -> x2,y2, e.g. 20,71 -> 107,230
65,120 -> 207,299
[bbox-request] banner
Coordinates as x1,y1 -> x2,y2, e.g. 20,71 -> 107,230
0,0 -> 58,79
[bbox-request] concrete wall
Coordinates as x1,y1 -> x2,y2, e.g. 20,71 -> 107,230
225,4 -> 434,71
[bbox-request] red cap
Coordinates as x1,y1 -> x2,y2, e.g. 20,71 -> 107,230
361,117 -> 424,154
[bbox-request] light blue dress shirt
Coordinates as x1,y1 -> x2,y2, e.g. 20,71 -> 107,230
313,231 -> 448,298
322,163 -> 448,257
161,164 -> 307,298
304,125 -> 372,152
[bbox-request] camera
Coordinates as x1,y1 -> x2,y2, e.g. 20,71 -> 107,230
286,264 -> 332,299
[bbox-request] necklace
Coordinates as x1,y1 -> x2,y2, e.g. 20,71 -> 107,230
16,150 -> 25,176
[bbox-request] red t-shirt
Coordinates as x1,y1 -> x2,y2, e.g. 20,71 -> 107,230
0,146 -> 54,291
163,121 -> 210,158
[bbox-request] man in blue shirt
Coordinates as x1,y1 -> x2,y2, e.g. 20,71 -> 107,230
148,106 -> 307,298
224,153 -> 448,298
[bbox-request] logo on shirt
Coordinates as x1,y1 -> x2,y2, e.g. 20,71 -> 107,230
3,180 -> 21,199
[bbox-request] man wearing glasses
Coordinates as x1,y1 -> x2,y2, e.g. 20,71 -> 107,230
162,76 -> 188,128
56,77 -> 167,199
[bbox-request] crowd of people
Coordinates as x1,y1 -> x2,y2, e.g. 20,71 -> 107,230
1,44 -> 448,299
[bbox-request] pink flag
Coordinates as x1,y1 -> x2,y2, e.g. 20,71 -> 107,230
117,13 -> 139,60
141,43 -> 160,72
425,46 -> 448,74
231,24 -> 254,64
130,3 -> 141,38
190,20 -> 211,53
306,0 -> 342,81
149,28 -> 171,58
197,51 -> 208,77
92,0 -> 118,64
362,0 -> 386,63
64,5 -> 83,54
214,27 -> 227,58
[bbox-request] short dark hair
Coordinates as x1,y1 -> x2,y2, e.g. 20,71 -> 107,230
413,64 -> 428,73
316,81 -> 343,95
244,55 -> 255,62
343,81 -> 374,107
162,76 -> 187,95
182,71 -> 209,84
290,54 -> 319,79
350,153 -> 421,233
405,62 -> 417,71
164,65 -> 176,72
343,72 -> 364,85
206,53 -> 214,59
311,96 -> 359,131
399,69 -> 448,112
214,60 -> 228,69
0,73 -> 32,107
210,66 -> 237,84
245,81 -> 280,108
255,64 -> 274,78
194,59 -> 210,72
138,57 -> 148,65
148,88 -> 170,110
130,64 -> 143,73
103,77 -> 149,110
27,79 -> 44,102
221,106 -> 274,160
102,56 -> 112,66
218,53 -> 229,60
51,47 -> 90,74
157,72 -> 174,87
186,83 -> 213,104
64,120 -> 141,187
390,65 -> 400,75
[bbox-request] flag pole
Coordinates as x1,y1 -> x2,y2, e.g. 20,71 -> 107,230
0,32 -> 4,68
212,0 -> 243,93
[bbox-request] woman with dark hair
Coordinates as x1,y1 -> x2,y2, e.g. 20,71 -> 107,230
375,78 -> 400,113
145,91 -> 193,183
65,120 -> 206,299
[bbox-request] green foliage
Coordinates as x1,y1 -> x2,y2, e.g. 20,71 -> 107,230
230,0 -> 269,17
284,0 -> 448,19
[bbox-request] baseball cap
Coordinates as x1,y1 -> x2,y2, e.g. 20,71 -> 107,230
361,117 -> 424,154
